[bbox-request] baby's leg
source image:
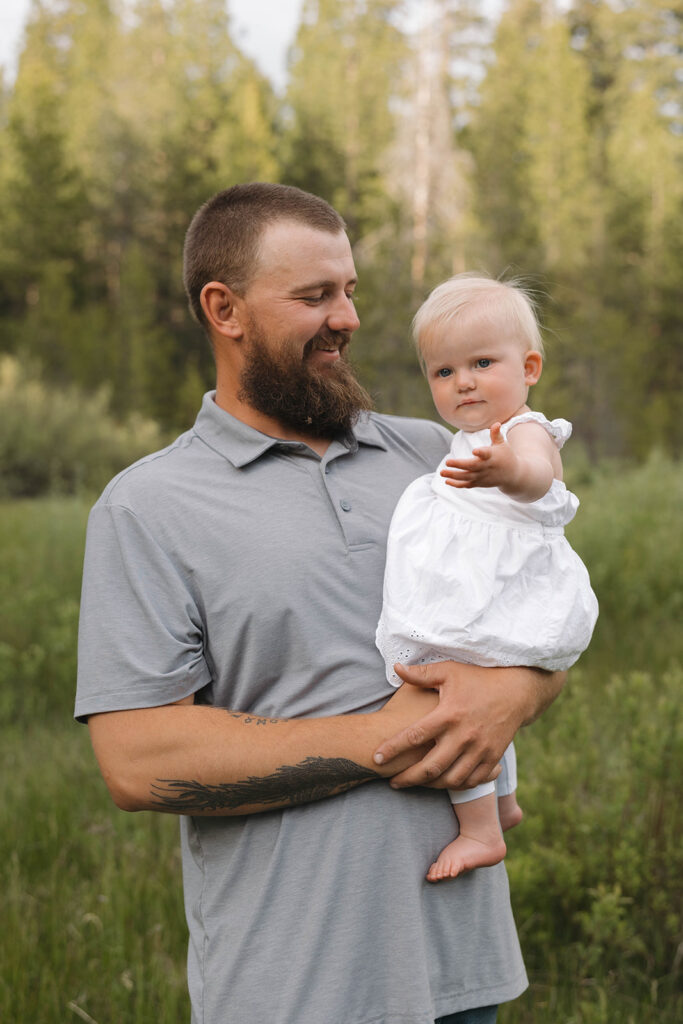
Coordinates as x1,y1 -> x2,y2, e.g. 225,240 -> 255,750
497,792 -> 523,832
495,743 -> 523,832
427,787 -> 506,882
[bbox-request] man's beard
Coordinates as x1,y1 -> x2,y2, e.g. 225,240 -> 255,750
237,322 -> 373,438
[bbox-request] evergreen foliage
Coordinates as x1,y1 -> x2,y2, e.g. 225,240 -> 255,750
0,0 -> 680,454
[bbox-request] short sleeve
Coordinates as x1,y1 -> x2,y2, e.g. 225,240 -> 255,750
75,503 -> 212,721
501,412 -> 572,450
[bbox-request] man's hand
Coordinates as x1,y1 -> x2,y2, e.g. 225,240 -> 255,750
373,660 -> 565,790
375,678 -> 439,755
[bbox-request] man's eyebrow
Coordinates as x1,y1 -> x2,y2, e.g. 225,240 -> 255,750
289,276 -> 358,293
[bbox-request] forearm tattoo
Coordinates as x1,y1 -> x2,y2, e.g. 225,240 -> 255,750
225,711 -> 284,725
151,756 -> 380,814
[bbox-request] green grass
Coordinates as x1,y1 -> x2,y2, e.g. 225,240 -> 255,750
1,458 -> 681,1022
501,664 -> 682,1023
0,498 -> 87,725
1,725 -> 188,1023
0,499 -> 189,1021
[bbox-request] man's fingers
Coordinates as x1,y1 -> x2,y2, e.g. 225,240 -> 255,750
428,760 -> 502,791
373,720 -> 434,768
389,752 -> 502,790
388,753 -> 450,788
374,670 -> 441,766
393,661 -> 442,688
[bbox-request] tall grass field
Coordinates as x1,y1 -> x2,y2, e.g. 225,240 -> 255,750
1,456 -> 681,1023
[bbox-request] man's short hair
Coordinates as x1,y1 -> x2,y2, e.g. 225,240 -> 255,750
183,182 -> 346,327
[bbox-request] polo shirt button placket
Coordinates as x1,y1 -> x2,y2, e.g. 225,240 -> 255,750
339,499 -> 352,512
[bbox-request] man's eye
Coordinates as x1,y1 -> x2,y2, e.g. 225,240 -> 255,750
476,359 -> 492,368
303,295 -> 324,305
437,368 -> 452,378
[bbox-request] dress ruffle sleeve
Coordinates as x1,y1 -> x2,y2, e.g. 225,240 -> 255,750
500,411 -> 572,449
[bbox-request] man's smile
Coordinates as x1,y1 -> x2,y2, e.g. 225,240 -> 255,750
305,332 -> 351,363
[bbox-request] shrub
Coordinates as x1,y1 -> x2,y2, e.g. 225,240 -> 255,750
0,356 -> 168,497
566,451 -> 683,674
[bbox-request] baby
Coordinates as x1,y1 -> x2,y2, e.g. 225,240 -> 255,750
376,274 -> 598,881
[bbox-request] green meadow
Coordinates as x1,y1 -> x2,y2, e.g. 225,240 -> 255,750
1,455 -> 681,1023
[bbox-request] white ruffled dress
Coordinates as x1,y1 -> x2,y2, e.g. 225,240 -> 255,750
376,412 -> 598,685
376,411 -> 598,806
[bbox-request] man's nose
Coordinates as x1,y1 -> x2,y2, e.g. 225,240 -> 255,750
327,294 -> 360,333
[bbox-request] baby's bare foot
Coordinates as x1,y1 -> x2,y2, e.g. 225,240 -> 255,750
426,833 -> 507,882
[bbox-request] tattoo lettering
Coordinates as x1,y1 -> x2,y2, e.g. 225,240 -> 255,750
151,756 -> 380,813
225,711 -> 283,725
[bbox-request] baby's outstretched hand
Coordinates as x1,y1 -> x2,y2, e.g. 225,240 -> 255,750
441,422 -> 518,490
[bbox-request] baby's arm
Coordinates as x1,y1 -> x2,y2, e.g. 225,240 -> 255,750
441,421 -> 561,502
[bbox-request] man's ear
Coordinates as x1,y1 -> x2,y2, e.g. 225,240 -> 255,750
523,350 -> 543,385
200,282 -> 245,340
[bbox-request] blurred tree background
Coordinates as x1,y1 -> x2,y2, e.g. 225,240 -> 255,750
0,5 -> 681,1021
0,0 -> 680,470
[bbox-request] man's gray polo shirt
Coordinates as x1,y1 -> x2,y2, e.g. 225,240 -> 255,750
76,392 -> 527,1024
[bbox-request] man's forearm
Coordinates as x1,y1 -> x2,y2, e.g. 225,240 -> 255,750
520,667 -> 567,726
150,754 -> 379,814
88,686 -> 436,816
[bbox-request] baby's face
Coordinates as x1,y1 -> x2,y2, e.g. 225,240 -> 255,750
422,319 -> 542,432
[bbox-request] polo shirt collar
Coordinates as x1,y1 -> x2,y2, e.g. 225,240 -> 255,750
192,391 -> 387,468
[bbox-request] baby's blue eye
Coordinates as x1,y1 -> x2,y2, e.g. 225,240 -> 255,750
476,358 -> 492,368
437,368 -> 452,378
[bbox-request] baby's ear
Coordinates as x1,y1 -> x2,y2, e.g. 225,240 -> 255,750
523,350 -> 543,385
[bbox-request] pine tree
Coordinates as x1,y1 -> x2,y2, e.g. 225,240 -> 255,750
0,1 -> 92,373
1,0 -> 282,427
282,0 -> 408,239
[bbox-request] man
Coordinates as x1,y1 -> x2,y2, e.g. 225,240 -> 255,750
76,183 -> 565,1024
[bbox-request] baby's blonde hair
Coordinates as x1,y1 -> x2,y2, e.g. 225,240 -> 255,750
412,273 -> 545,370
